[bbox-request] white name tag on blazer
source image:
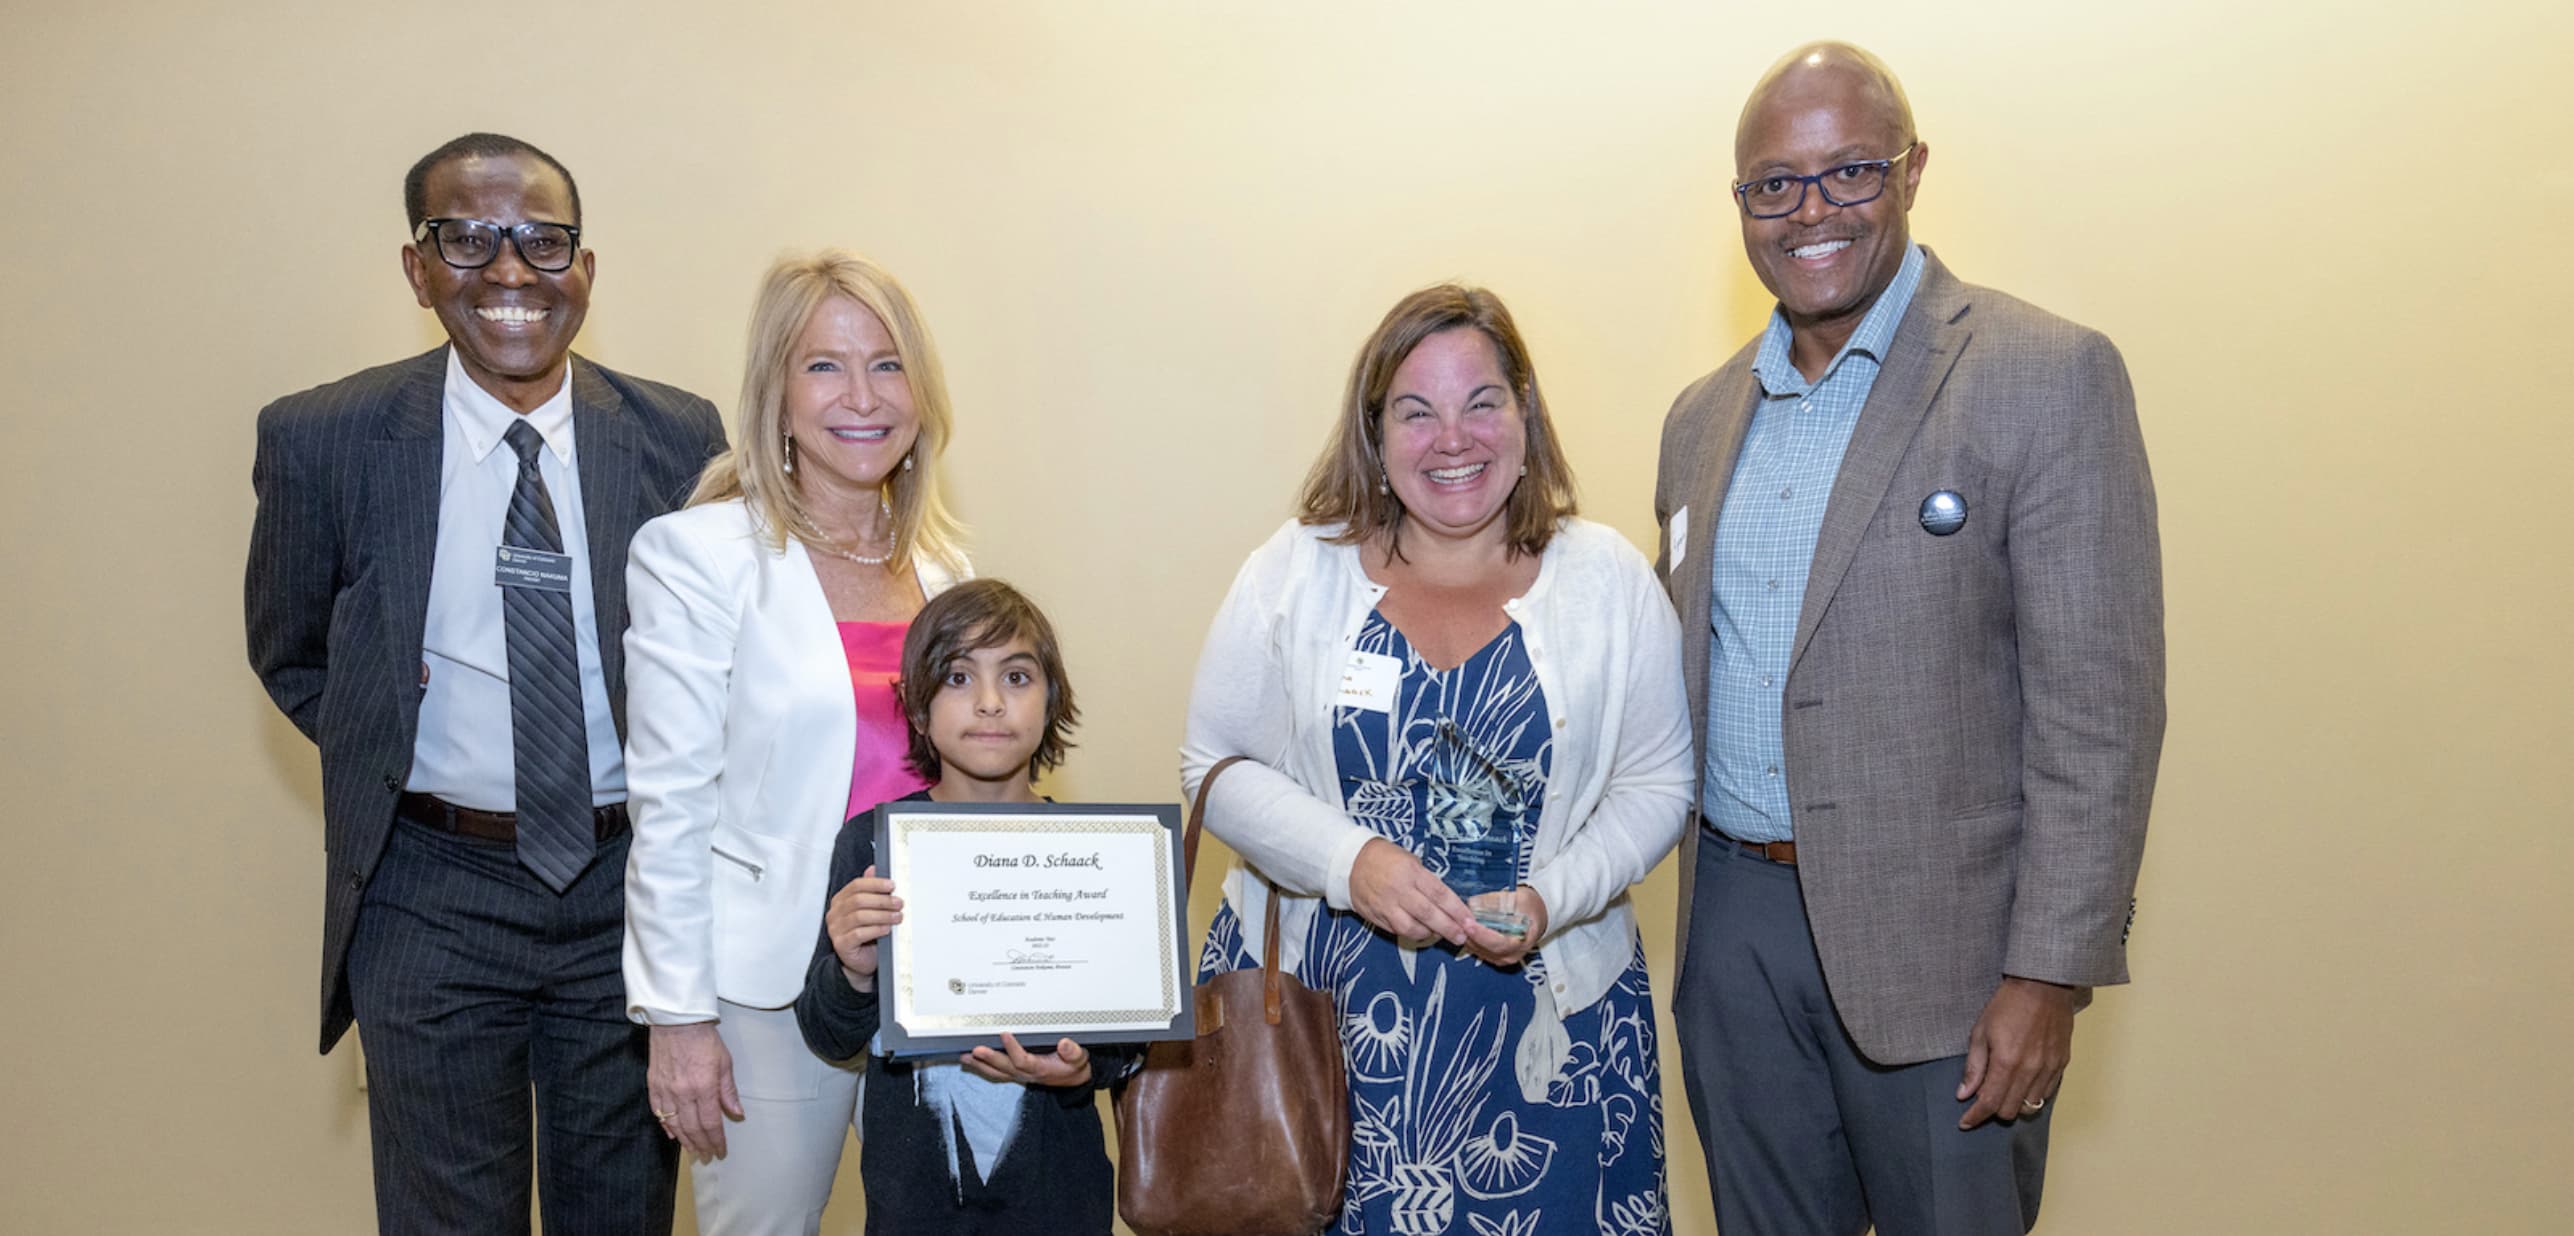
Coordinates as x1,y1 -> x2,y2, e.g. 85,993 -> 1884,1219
1668,505 -> 1689,570
1337,650 -> 1401,713
494,545 -> 575,592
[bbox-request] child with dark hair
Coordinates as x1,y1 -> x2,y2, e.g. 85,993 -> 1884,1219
794,579 -> 1127,1234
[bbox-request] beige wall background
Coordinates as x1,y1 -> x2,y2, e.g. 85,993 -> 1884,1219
4,1 -> 2568,1231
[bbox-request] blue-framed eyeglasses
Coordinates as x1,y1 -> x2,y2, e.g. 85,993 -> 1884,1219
1731,143 -> 1918,220
412,217 -> 583,272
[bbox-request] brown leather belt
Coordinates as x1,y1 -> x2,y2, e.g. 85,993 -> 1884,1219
397,792 -> 630,844
1701,817 -> 1797,865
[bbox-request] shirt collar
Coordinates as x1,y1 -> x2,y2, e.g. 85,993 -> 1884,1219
1750,241 -> 1928,397
443,346 -> 575,464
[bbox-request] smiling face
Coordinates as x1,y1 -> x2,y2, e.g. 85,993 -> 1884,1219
924,637 -> 1048,796
401,152 -> 592,413
1377,327 -> 1528,549
1734,60 -> 1926,356
783,294 -> 919,510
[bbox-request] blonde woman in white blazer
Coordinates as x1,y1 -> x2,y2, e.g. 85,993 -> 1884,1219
622,251 -> 969,1236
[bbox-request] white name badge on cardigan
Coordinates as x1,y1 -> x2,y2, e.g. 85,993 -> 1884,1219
493,545 -> 574,592
1337,650 -> 1401,713
1668,505 -> 1689,569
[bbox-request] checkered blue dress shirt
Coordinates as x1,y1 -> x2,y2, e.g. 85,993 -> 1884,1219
1702,243 -> 1927,841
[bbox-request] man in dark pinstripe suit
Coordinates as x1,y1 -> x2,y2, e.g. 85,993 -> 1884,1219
246,133 -> 725,1234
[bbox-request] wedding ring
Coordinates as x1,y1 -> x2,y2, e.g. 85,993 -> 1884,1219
2020,1098 -> 2046,1112
654,1110 -> 678,1121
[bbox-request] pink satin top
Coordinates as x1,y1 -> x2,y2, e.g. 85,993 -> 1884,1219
839,620 -> 929,822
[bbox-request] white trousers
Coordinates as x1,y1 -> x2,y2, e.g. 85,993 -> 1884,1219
689,999 -> 865,1236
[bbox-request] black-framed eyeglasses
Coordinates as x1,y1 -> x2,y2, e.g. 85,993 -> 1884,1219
1731,143 -> 1917,220
412,217 -> 583,272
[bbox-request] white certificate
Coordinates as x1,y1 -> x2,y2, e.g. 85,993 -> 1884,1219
874,801 -> 1194,1054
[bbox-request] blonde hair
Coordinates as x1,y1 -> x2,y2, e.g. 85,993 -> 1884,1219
689,249 -> 966,575
1297,283 -> 1577,559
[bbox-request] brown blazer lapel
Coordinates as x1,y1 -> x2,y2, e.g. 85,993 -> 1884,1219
1670,361 -> 1762,743
1660,346 -> 1761,973
1790,257 -> 1972,670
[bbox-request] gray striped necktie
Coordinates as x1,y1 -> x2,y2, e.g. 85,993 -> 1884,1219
501,420 -> 592,892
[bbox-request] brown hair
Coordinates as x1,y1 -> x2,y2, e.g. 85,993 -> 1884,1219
1296,283 -> 1577,559
897,579 -> 1080,783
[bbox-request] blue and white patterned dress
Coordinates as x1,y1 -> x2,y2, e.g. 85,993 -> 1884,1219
1199,613 -> 1670,1236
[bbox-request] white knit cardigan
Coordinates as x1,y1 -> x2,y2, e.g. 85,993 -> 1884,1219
1180,517 -> 1693,1063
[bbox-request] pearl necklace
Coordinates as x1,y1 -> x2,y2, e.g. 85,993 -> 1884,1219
817,537 -> 896,567
815,491 -> 897,567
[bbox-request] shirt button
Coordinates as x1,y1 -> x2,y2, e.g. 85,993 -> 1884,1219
1760,676 -> 1774,688
1779,487 -> 1793,500
1765,579 -> 1779,591
1765,766 -> 1779,778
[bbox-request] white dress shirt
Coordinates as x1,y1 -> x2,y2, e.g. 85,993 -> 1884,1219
407,346 -> 625,811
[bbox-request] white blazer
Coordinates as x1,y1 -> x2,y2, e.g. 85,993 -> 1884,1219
620,498 -> 966,1020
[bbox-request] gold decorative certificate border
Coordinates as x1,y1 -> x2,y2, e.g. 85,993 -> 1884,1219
886,810 -> 1179,1037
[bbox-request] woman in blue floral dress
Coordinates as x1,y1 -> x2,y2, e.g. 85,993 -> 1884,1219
1182,285 -> 1695,1234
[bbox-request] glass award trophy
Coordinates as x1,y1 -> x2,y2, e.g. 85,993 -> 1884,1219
1423,722 -> 1532,938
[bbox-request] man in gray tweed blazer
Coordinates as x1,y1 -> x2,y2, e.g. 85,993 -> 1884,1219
1655,44 -> 2163,1234
246,133 -> 723,1234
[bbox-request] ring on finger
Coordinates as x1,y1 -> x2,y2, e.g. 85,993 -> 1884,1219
2020,1098 -> 2046,1112
654,1109 -> 678,1121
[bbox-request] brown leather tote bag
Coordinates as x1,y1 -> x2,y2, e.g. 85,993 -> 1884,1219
1114,755 -> 1350,1236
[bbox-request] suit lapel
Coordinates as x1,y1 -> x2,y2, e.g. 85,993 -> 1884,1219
374,350 -> 446,696
1676,361 -> 1762,742
1790,257 -> 1971,670
571,358 -> 640,737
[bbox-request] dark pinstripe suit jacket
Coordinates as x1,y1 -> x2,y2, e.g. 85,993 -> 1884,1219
246,346 -> 725,1052
1654,251 -> 2165,1066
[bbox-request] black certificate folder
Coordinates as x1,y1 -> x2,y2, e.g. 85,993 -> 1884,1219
873,800 -> 1196,1056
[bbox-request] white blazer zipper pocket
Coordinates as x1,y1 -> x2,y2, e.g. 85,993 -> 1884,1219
710,845 -> 765,881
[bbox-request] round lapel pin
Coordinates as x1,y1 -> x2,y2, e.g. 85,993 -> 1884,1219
1919,490 -> 1967,536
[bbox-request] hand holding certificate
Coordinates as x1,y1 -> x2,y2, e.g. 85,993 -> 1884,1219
961,1033 -> 1094,1087
823,866 -> 902,992
873,800 -> 1195,1055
